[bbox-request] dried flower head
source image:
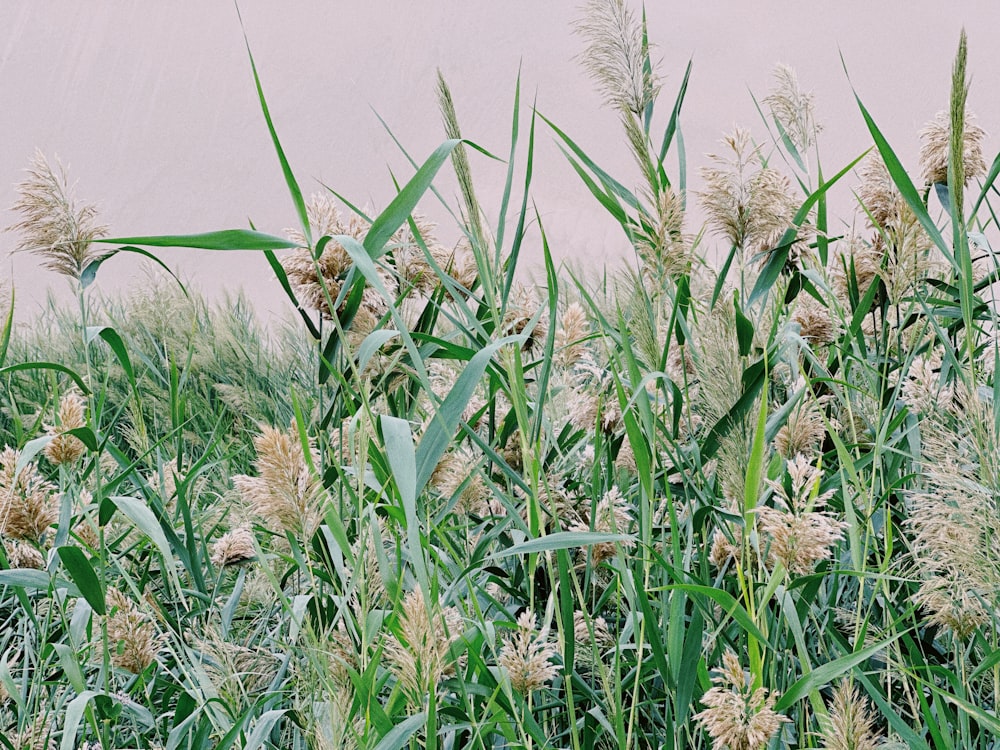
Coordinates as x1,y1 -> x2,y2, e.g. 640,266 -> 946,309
908,390 -> 1000,638
498,610 -> 559,694
576,0 -> 660,116
792,295 -> 837,345
857,154 -> 900,230
0,447 -> 59,542
10,714 -> 55,750
105,588 -> 160,674
233,425 -> 326,538
818,681 -> 882,750
211,526 -> 257,567
763,63 -> 821,154
282,195 -> 396,325
43,390 -> 87,466
694,650 -> 789,750
700,129 -> 802,262
554,302 -> 590,368
774,394 -> 829,459
758,456 -> 845,575
199,631 -> 281,698
919,109 -> 987,186
572,611 -> 615,672
384,588 -> 464,707
8,149 -> 108,279
635,185 -> 693,283
4,540 -> 44,570
572,486 -> 635,565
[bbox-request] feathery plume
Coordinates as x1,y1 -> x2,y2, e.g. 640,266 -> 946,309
282,194 -> 396,325
210,526 -> 257,567
700,129 -> 801,262
774,394 -> 829,459
4,540 -> 44,570
554,302 -> 590,368
919,109 -> 986,187
763,63 -> 821,154
792,295 -> 837,345
10,715 -> 55,750
817,681 -> 883,750
502,285 -> 549,354
233,425 -> 326,538
635,184 -> 693,284
105,588 -> 160,674
0,447 -> 59,542
384,588 -> 464,707
576,0 -> 660,116
757,456 -> 846,575
8,150 -> 108,279
498,610 -> 559,694
694,650 -> 789,750
43,390 -> 87,466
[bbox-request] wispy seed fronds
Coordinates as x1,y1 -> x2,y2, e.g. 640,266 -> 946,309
576,0 -> 660,116
0,447 -> 59,542
385,588 -> 464,707
233,425 -> 326,538
818,681 -> 883,750
43,390 -> 87,466
763,63 -> 821,154
919,109 -> 986,187
8,149 -> 107,279
498,610 -> 559,694
694,650 -> 789,750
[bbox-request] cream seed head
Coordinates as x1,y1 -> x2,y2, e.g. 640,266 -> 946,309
497,610 -> 558,694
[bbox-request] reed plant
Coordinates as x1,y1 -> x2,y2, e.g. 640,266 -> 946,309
1,4 -> 999,749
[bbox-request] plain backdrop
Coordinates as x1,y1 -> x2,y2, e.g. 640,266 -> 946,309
2,2 -> 999,323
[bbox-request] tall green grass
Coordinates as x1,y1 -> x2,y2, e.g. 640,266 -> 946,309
1,5 -> 1000,749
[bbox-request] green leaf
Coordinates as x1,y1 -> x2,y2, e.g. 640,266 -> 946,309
244,709 -> 289,750
0,361 -> 89,394
81,246 -> 188,294
86,326 -> 136,392
774,632 -> 903,711
57,546 -> 106,615
749,149 -> 869,305
492,531 -> 633,559
109,495 -> 176,571
733,292 -> 754,357
61,690 -> 101,750
99,230 -> 298,251
364,140 -> 463,257
659,584 -> 770,647
415,336 -> 520,495
373,713 -> 427,750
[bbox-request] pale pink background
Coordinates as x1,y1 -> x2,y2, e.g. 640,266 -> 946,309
2,2 -> 998,321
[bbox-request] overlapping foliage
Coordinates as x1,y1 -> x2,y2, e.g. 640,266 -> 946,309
1,4 -> 1000,749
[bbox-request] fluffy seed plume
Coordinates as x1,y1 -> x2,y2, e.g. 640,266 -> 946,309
0,447 -> 59,542
694,650 -> 789,750
919,109 -> 986,187
233,425 -> 326,538
43,390 -> 87,466
763,63 -> 821,154
282,194 -> 396,326
818,681 -> 882,750
700,129 -> 801,261
105,588 -> 160,674
554,302 -> 590,368
8,150 -> 108,279
774,394 -> 829,459
210,526 -> 257,567
757,456 -> 846,575
384,588 -> 464,707
576,0 -> 660,116
4,540 -> 44,570
498,610 -> 559,694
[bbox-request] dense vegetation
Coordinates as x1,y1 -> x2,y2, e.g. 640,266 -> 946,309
2,3 -> 999,748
